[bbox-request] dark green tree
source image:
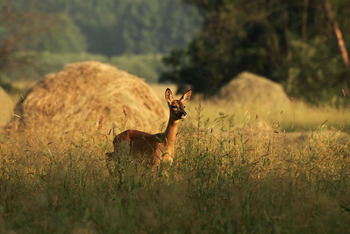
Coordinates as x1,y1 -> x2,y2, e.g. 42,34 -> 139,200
161,0 -> 350,100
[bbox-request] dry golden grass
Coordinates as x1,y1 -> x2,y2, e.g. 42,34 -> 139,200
0,101 -> 349,233
0,80 -> 349,233
185,95 -> 350,132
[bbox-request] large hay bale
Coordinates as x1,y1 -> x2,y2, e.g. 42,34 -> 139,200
6,61 -> 167,136
0,87 -> 13,128
220,72 -> 290,106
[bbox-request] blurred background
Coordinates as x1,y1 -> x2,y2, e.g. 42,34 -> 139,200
0,0 -> 349,104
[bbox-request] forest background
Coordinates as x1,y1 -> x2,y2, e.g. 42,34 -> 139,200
1,0 -> 349,103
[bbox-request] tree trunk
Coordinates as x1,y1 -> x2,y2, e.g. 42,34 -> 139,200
324,0 -> 350,72
302,0 -> 309,42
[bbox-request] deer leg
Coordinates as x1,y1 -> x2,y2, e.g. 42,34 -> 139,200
106,130 -> 131,176
106,131 -> 131,160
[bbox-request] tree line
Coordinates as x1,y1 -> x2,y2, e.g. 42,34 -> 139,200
161,0 -> 350,101
2,0 -> 201,56
0,0 -> 200,83
1,0 -> 349,102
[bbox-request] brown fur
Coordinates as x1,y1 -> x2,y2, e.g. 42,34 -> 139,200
106,88 -> 192,172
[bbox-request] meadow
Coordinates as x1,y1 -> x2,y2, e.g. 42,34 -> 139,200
0,86 -> 350,233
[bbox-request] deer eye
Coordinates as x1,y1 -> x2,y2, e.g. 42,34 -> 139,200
172,105 -> 177,109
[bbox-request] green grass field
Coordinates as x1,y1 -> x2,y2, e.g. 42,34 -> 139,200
1,91 -> 350,233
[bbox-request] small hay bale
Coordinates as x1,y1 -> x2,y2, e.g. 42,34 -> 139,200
0,87 -> 13,128
220,72 -> 290,106
5,61 -> 167,136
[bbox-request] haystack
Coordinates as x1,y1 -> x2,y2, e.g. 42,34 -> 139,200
6,61 -> 168,136
220,72 -> 290,106
0,87 -> 13,128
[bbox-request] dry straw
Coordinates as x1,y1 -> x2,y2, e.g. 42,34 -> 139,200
218,72 -> 292,130
0,86 -> 13,127
5,61 -> 167,137
220,72 -> 291,107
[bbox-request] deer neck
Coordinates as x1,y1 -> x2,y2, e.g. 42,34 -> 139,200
164,117 -> 179,147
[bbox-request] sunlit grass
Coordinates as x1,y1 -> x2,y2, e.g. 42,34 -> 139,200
1,100 -> 349,233
4,82 -> 350,132
186,96 -> 350,132
1,83 -> 349,232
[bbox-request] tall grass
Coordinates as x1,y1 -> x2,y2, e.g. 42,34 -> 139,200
189,96 -> 350,132
0,102 -> 349,233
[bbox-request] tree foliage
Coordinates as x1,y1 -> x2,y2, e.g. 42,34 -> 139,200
1,0 -> 201,56
0,0 -> 55,72
38,0 -> 202,56
161,0 -> 350,100
0,0 -> 201,83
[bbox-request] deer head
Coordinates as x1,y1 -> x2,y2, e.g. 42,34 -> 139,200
165,88 -> 192,121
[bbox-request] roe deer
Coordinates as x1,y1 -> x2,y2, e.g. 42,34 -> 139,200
106,88 -> 192,171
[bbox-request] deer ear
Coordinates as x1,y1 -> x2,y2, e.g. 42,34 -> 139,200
165,88 -> 174,104
180,89 -> 192,104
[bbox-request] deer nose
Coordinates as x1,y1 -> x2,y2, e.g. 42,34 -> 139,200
180,111 -> 187,119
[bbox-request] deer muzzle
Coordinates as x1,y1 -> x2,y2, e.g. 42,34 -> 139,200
180,111 -> 187,119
